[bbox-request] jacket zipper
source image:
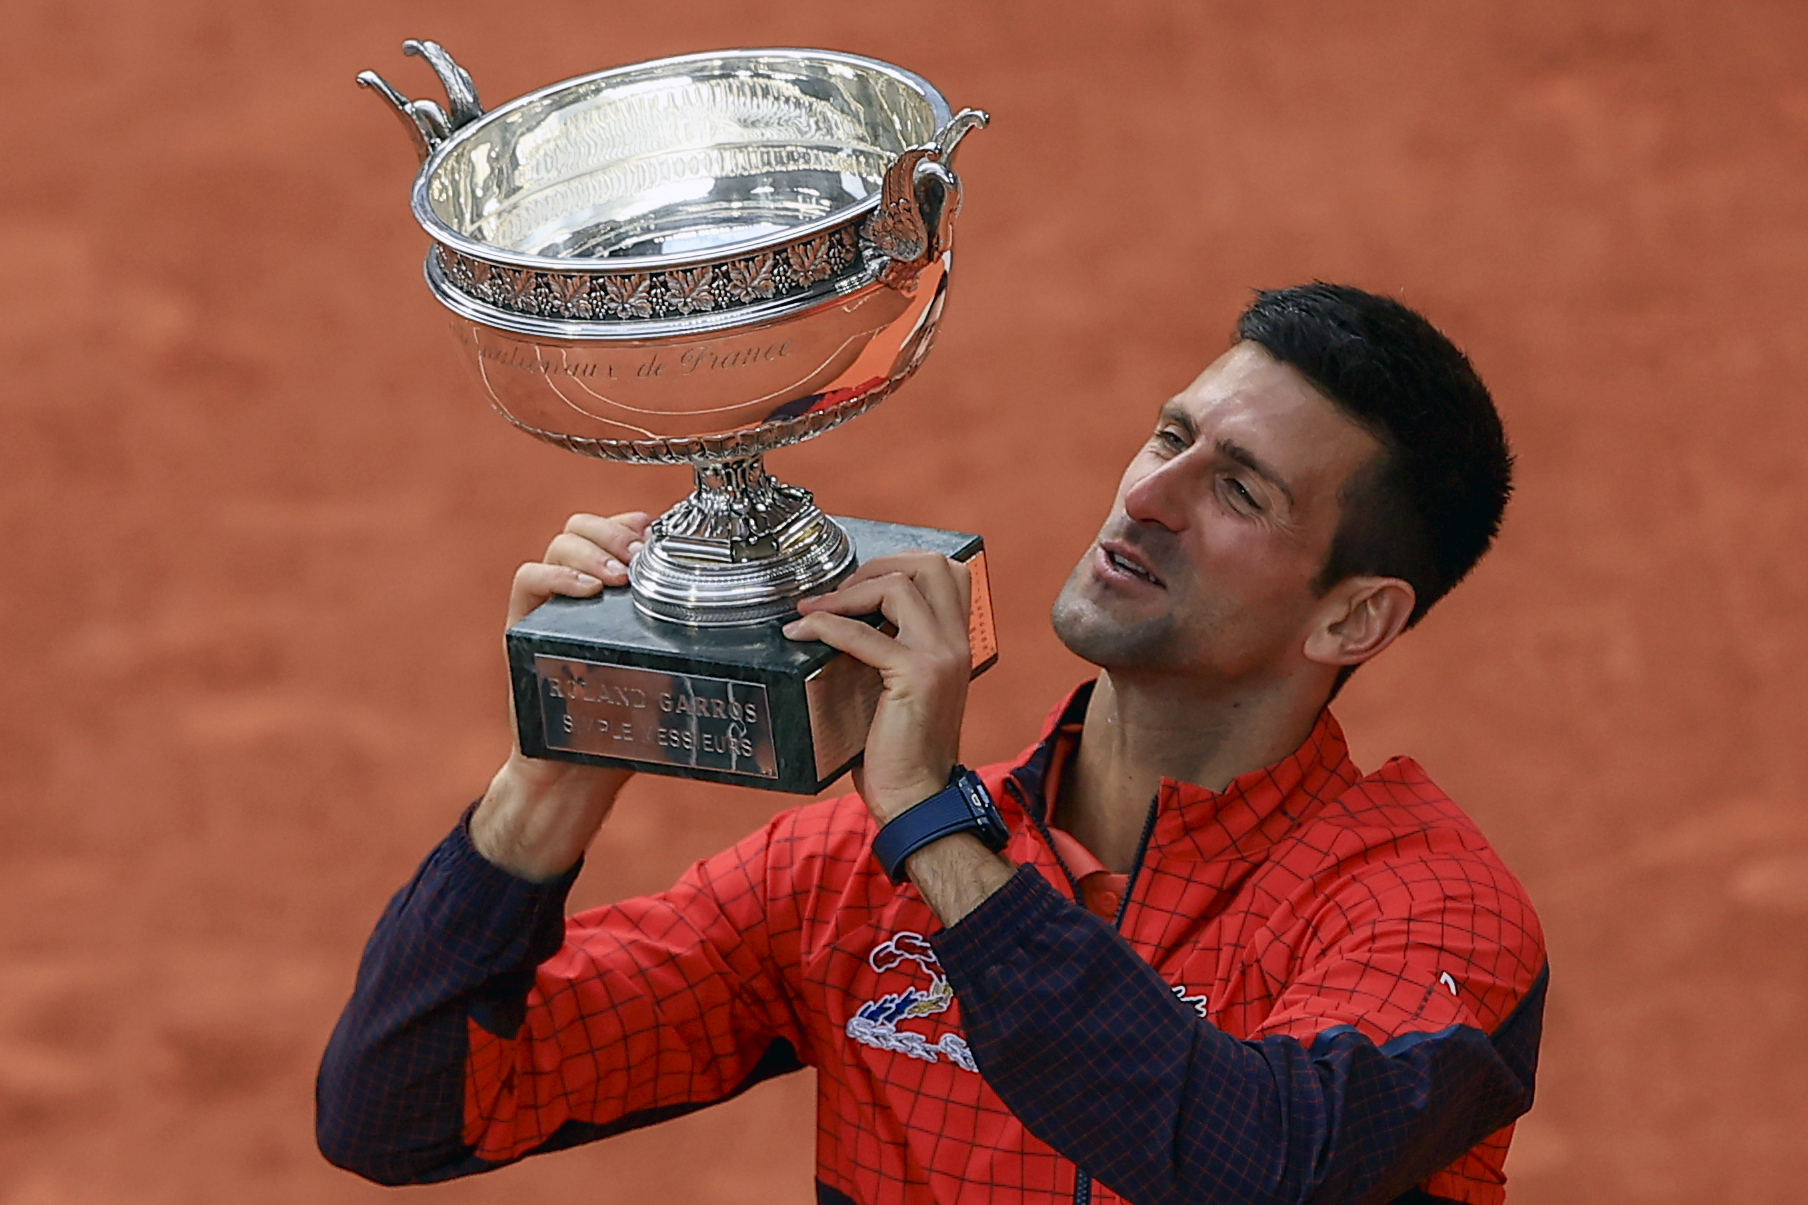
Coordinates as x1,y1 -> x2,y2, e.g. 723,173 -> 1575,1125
1007,774 -> 1084,901
1068,788 -> 1163,1205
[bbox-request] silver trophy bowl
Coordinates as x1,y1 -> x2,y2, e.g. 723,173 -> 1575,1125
360,41 -> 986,625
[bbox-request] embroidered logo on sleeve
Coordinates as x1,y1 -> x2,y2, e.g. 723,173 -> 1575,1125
845,932 -> 978,1072
1171,984 -> 1209,1017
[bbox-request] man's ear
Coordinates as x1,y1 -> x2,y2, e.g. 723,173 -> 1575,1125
1302,576 -> 1416,668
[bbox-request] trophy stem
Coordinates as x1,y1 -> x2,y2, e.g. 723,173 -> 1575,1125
629,455 -> 856,627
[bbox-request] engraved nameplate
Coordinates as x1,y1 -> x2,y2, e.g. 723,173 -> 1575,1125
533,656 -> 778,779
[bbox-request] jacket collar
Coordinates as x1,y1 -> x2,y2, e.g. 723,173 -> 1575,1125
999,680 -> 1362,867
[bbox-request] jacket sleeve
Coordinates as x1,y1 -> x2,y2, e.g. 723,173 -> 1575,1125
931,865 -> 1546,1205
316,811 -> 808,1185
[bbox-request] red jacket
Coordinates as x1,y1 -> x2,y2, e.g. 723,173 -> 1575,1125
319,685 -> 1547,1205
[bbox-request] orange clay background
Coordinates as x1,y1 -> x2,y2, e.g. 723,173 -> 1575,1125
3,1 -> 1805,1201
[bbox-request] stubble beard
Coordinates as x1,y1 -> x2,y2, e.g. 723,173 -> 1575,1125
1049,548 -> 1186,672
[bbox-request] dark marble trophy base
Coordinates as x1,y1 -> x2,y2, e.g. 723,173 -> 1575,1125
507,517 -> 996,795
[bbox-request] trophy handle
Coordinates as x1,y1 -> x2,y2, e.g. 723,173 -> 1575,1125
403,40 -> 484,129
865,107 -> 989,288
356,40 -> 485,165
934,108 -> 990,160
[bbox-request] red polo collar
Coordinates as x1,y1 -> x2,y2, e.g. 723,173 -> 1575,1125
1010,681 -> 1363,877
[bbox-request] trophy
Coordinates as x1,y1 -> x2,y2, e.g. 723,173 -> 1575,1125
359,41 -> 995,793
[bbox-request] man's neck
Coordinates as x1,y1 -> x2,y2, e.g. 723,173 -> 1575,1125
1057,669 -> 1328,874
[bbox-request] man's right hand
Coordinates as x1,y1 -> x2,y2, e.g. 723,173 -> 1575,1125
470,511 -> 654,882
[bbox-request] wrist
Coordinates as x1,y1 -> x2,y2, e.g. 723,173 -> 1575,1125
471,753 -> 629,882
901,834 -> 1015,927
865,775 -> 951,826
871,767 -> 1009,886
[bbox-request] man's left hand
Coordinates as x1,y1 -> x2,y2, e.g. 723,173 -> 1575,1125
782,552 -> 973,824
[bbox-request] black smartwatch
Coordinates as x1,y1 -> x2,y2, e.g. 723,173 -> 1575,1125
871,765 -> 1010,885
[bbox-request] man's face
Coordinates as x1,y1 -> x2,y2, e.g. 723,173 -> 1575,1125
1051,342 -> 1386,685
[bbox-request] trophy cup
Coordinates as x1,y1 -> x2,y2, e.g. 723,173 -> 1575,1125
358,41 -> 995,793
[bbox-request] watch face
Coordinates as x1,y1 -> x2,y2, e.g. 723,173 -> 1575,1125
959,775 -> 1010,852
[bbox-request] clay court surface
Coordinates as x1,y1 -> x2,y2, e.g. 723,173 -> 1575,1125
3,0 -> 1806,1200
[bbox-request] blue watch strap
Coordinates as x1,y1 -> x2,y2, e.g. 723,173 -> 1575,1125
871,767 -> 1004,885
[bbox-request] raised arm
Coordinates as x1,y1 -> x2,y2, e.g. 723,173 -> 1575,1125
471,510 -> 651,881
319,511 -> 807,1182
315,809 -> 810,1182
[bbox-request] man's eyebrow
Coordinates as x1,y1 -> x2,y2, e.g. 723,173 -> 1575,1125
1157,402 -> 1196,439
1215,438 -> 1295,506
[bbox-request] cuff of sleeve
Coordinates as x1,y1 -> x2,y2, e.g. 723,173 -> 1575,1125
405,804 -> 585,974
930,863 -> 1068,971
445,800 -> 586,890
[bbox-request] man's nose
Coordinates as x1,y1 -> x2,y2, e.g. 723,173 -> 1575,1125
1121,453 -> 1193,533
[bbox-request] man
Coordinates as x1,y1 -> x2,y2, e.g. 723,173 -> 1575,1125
318,283 -> 1546,1205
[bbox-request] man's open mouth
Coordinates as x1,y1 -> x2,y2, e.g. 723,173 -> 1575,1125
1104,546 -> 1163,587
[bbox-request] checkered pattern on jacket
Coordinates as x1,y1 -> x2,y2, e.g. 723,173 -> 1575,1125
317,684 -> 1546,1204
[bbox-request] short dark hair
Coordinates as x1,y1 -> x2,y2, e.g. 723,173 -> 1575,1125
1236,282 -> 1512,644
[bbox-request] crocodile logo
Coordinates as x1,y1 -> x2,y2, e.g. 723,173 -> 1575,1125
845,932 -> 977,1073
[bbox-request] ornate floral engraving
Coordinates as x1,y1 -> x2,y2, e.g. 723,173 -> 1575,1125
435,221 -> 866,323
787,235 -> 838,286
668,266 -> 717,314
725,252 -> 778,302
552,271 -> 589,304
552,271 -> 595,319
491,265 -> 529,302
602,273 -> 655,319
516,273 -> 558,315
440,248 -> 471,288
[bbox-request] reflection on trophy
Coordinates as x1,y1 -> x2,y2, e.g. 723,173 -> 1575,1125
359,41 -> 996,792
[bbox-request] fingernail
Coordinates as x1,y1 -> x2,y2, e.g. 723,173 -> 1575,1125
604,558 -> 626,575
627,541 -> 645,557
781,620 -> 804,637
574,572 -> 602,587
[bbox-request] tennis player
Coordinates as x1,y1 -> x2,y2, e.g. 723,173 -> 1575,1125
319,282 -> 1545,1205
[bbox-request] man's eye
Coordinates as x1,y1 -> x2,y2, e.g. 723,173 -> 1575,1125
1153,428 -> 1186,452
1224,477 -> 1260,510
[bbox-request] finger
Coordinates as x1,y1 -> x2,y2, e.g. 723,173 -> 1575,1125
545,531 -> 631,587
805,565 -> 969,653
837,550 -> 948,593
509,561 -> 603,626
562,512 -> 653,564
616,509 -> 655,555
796,572 -> 942,648
565,509 -> 654,536
781,610 -> 913,672
924,557 -> 971,629
560,512 -> 649,562
832,553 -> 969,636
